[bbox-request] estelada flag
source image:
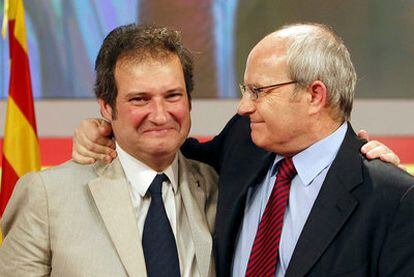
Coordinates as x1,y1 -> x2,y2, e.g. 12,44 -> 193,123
0,0 -> 41,243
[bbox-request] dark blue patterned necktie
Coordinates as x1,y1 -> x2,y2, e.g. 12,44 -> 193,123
142,173 -> 181,277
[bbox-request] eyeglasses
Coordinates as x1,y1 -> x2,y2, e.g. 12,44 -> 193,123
239,80 -> 297,100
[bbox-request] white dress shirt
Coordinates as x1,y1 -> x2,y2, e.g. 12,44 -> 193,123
117,144 -> 199,277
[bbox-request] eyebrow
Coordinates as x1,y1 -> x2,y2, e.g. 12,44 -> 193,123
124,87 -> 185,98
124,92 -> 148,98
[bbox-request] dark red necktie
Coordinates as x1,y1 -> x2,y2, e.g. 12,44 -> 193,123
245,157 -> 297,277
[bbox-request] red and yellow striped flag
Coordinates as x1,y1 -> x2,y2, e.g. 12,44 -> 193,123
0,0 -> 40,243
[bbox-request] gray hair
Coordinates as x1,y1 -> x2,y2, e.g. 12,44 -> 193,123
276,23 -> 357,121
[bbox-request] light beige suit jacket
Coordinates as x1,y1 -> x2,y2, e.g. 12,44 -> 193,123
0,152 -> 218,277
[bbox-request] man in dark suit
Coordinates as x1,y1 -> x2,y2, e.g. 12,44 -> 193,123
72,23 -> 414,276
181,23 -> 414,276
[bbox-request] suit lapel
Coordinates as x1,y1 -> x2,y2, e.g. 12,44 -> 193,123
216,139 -> 275,275
88,159 -> 146,277
286,124 -> 364,277
223,149 -> 275,240
178,153 -> 213,277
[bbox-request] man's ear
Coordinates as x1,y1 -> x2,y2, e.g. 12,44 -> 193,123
98,99 -> 113,122
307,80 -> 328,115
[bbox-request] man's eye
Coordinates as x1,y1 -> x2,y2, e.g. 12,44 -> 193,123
251,87 -> 261,94
130,96 -> 149,104
166,93 -> 182,100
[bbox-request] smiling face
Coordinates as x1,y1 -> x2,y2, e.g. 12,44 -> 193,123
237,36 -> 312,155
99,54 -> 191,170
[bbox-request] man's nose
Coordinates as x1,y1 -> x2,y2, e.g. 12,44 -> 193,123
237,93 -> 255,116
149,99 -> 168,124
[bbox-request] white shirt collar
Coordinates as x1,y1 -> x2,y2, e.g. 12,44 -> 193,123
116,143 -> 179,197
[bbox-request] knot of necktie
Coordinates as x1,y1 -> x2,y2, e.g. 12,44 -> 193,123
147,173 -> 168,196
277,157 -> 297,181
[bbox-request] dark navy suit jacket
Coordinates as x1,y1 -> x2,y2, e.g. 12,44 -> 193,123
182,114 -> 414,277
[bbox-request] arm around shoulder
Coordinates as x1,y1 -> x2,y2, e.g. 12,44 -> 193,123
181,114 -> 243,172
0,172 -> 51,276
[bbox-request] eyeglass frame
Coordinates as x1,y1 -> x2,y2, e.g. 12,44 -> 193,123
239,80 -> 297,100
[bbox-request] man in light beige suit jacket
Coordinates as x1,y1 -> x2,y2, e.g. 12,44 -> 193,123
0,154 -> 217,277
0,24 -> 218,277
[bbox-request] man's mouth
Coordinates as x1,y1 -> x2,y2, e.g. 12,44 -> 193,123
249,120 -> 264,129
143,127 -> 175,135
250,119 -> 263,124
